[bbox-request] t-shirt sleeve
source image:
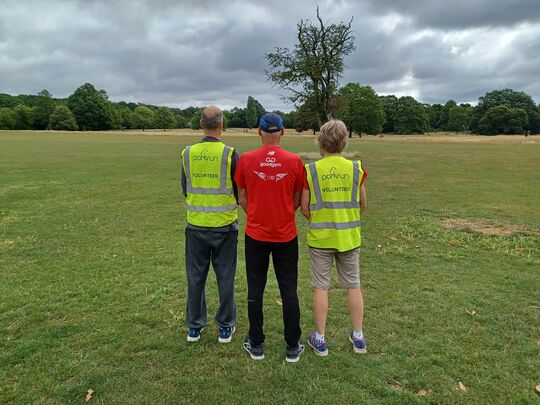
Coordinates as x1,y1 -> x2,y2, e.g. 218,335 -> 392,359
294,158 -> 305,192
303,166 -> 310,190
234,156 -> 246,188
360,163 -> 368,187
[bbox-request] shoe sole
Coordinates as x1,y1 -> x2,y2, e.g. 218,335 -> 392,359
348,335 -> 367,353
243,344 -> 264,360
285,346 -> 305,363
307,340 -> 328,356
218,326 -> 236,343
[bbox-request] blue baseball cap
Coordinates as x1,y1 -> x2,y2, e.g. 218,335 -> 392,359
259,113 -> 283,133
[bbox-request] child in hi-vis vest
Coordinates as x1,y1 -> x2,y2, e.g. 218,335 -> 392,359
301,120 -> 368,355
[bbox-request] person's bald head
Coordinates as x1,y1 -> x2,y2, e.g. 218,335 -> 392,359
200,106 -> 223,134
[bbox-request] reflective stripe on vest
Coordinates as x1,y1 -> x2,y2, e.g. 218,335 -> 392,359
183,145 -> 234,195
309,220 -> 361,230
185,203 -> 238,213
308,160 -> 361,214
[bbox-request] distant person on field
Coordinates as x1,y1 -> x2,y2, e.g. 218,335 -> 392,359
180,106 -> 239,344
235,113 -> 305,363
301,119 -> 368,356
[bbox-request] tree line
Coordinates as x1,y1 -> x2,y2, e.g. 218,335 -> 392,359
1,8 -> 539,136
0,83 -> 538,136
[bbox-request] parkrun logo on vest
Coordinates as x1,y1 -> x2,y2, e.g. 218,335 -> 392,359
192,149 -> 218,162
321,167 -> 350,181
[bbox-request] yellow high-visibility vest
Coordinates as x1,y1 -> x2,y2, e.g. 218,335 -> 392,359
305,156 -> 363,252
181,141 -> 238,227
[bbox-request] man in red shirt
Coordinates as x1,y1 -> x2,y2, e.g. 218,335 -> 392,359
235,113 -> 305,363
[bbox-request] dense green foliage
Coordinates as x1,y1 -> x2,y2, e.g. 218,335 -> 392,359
68,83 -> 113,131
394,96 -> 430,134
13,105 -> 34,130
131,106 -> 155,131
478,105 -> 528,135
154,107 -> 175,131
473,89 -> 539,134
0,107 -> 16,129
49,105 -> 78,131
245,96 -> 257,129
33,90 -> 55,130
0,132 -> 538,403
0,84 -> 538,134
337,83 -> 385,136
379,95 -> 399,133
294,95 -> 320,133
447,104 -> 474,132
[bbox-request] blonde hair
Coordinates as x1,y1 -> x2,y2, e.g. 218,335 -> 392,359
317,120 -> 348,153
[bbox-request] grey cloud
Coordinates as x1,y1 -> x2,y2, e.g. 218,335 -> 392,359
0,0 -> 539,111
363,0 -> 540,29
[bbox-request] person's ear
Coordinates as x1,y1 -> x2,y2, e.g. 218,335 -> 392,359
279,128 -> 284,137
200,119 -> 204,129
258,128 -> 262,137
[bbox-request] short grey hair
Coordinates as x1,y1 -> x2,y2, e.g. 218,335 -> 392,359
201,109 -> 223,130
317,120 -> 348,153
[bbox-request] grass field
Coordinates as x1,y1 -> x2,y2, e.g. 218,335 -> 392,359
1,130 -> 539,404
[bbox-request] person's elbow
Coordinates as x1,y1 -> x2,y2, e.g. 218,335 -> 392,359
238,190 -> 248,211
360,200 -> 367,212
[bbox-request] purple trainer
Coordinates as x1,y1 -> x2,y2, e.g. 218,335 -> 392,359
349,331 -> 367,353
308,332 -> 328,356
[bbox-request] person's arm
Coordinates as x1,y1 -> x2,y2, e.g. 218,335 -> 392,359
293,157 -> 305,211
238,188 -> 248,213
300,188 -> 311,220
231,149 -> 239,202
360,184 -> 367,213
293,191 -> 301,210
180,151 -> 187,198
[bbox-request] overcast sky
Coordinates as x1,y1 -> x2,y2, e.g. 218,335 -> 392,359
1,0 -> 539,111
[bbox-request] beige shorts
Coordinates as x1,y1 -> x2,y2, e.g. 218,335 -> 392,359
309,247 -> 361,290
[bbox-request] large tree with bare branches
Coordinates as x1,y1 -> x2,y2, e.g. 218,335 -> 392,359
265,8 -> 355,127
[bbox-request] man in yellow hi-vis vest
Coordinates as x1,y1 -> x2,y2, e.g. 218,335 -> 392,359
181,106 -> 239,344
301,120 -> 368,356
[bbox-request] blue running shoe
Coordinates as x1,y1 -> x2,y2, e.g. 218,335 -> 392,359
349,331 -> 367,353
218,326 -> 235,343
243,335 -> 264,360
308,332 -> 328,356
187,327 -> 203,342
285,340 -> 305,363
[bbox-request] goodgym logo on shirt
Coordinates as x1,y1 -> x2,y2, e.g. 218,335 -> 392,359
260,155 -> 282,168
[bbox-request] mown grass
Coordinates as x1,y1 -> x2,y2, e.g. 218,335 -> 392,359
0,130 -> 539,404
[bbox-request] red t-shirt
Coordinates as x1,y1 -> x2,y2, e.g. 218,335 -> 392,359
235,145 -> 304,242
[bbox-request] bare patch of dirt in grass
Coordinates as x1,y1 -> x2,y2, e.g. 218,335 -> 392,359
441,218 -> 535,236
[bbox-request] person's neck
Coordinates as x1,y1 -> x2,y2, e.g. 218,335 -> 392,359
261,134 -> 281,146
323,152 -> 340,157
204,131 -> 220,139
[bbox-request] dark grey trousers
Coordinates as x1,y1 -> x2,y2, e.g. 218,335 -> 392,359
185,228 -> 237,329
